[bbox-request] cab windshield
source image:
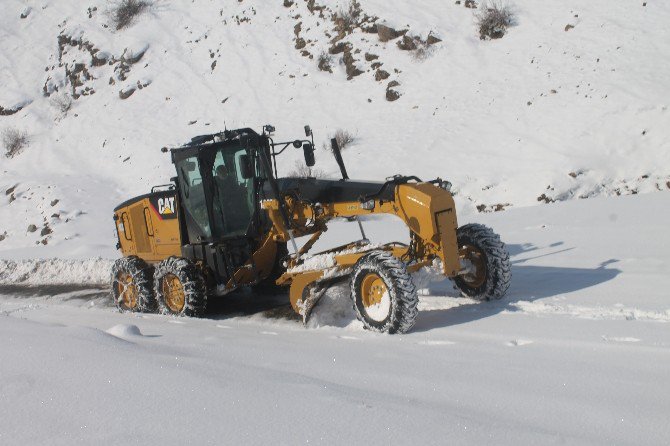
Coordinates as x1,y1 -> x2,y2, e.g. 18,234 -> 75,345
210,146 -> 254,238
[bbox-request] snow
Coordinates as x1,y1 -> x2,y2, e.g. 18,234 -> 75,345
364,288 -> 390,321
1,0 -> 669,257
2,193 -> 669,444
1,0 -> 669,443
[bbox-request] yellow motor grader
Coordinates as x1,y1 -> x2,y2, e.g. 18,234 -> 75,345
112,125 -> 510,333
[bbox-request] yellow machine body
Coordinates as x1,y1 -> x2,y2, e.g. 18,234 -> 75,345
114,180 -> 461,316
114,191 -> 181,263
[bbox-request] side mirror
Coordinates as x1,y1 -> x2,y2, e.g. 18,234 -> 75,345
304,125 -> 312,137
240,154 -> 254,179
303,143 -> 315,167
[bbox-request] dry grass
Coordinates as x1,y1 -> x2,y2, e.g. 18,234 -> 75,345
2,128 -> 29,158
332,128 -> 356,151
109,0 -> 151,30
475,1 -> 515,40
49,93 -> 73,113
317,51 -> 333,72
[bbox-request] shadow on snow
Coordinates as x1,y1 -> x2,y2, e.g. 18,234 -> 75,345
412,242 -> 621,332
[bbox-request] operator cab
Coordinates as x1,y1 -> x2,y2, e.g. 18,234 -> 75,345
173,143 -> 255,243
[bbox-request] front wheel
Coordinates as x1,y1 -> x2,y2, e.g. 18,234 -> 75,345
154,257 -> 207,317
452,223 -> 511,300
350,251 -> 418,334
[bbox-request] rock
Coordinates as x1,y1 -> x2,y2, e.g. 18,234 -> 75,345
50,199 -> 60,206
318,56 -> 332,73
121,46 -> 148,65
27,224 -> 38,233
386,89 -> 400,102
375,69 -> 390,81
387,80 -> 400,89
364,53 -> 379,61
40,226 -> 53,236
92,51 -> 110,67
397,35 -> 418,51
377,24 -> 405,42
426,33 -> 442,45
565,24 -> 575,32
361,23 -> 378,34
329,42 -> 349,54
0,104 -> 25,116
341,46 -> 363,80
119,87 -> 136,100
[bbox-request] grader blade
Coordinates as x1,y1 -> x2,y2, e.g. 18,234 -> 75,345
298,285 -> 328,325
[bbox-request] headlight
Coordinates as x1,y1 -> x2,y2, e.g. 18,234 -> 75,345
360,199 -> 375,210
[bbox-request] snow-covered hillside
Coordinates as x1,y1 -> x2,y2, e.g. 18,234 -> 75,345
1,0 -> 669,257
2,193 -> 669,444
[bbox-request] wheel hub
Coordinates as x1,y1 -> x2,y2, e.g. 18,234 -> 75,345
116,272 -> 138,309
162,273 -> 186,313
460,244 -> 487,288
360,273 -> 387,308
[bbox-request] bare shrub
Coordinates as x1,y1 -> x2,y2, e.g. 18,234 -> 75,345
317,51 -> 333,73
475,1 -> 515,40
334,1 -> 362,34
286,160 -> 325,178
332,128 -> 356,151
109,0 -> 151,30
2,128 -> 29,158
412,42 -> 433,61
49,92 -> 72,113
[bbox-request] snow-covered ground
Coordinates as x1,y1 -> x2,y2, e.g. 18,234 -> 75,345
2,193 -> 668,444
2,1 -> 669,443
1,0 -> 669,257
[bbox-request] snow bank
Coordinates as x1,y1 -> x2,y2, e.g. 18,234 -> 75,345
0,258 -> 113,286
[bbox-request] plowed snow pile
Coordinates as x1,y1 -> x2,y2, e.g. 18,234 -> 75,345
0,258 -> 113,285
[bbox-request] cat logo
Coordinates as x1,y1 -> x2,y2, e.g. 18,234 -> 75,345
158,197 -> 175,215
150,195 -> 178,220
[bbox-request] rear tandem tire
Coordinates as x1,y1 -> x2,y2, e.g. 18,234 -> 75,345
111,256 -> 156,312
452,223 -> 511,300
154,256 -> 207,317
350,251 -> 419,334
